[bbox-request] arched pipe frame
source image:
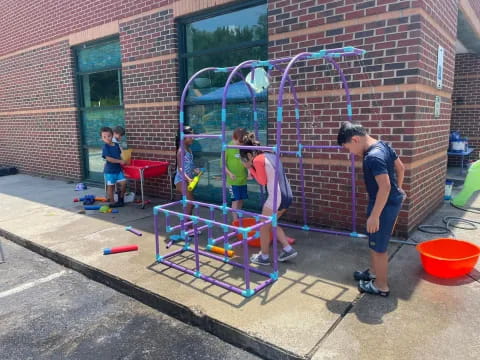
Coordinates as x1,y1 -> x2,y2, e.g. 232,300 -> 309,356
154,46 -> 367,297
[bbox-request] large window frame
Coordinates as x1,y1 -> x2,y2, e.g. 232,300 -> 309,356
177,0 -> 268,208
177,0 -> 268,95
73,36 -> 125,182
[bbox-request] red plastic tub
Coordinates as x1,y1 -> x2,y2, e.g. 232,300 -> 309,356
233,218 -> 260,247
416,238 -> 480,278
122,160 -> 169,180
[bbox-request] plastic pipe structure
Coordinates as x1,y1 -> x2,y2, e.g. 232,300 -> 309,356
154,47 -> 367,297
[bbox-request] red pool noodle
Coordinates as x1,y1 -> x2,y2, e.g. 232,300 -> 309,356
103,245 -> 138,255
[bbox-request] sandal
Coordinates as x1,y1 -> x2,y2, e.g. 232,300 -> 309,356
358,280 -> 389,297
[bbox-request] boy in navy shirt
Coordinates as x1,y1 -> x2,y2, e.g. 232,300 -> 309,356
100,127 -> 126,207
337,122 -> 405,297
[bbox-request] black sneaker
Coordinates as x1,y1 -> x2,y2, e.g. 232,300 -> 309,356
278,248 -> 298,262
110,198 -> 124,208
250,252 -> 271,266
353,269 -> 376,282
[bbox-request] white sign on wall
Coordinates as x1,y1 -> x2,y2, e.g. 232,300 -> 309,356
434,96 -> 441,117
437,46 -> 444,89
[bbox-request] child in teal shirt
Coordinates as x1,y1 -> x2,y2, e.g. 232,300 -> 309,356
225,128 -> 248,221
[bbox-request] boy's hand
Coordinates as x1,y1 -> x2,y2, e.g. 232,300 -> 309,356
229,173 -> 236,181
194,168 -> 201,174
399,188 -> 407,201
119,160 -> 126,165
366,215 -> 380,234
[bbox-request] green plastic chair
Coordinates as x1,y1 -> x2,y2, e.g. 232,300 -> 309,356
452,160 -> 480,207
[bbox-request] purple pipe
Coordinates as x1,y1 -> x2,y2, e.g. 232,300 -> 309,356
351,153 -> 357,232
184,134 -> 222,139
208,206 -> 214,242
160,258 -> 244,296
194,249 -> 271,277
211,231 -> 237,245
169,221 -> 193,231
226,145 -> 276,152
255,278 -> 275,292
243,231 -> 251,291
303,145 -> 342,149
229,231 -> 260,248
156,200 -> 181,209
325,58 -> 356,232
160,208 -> 270,232
161,209 -> 240,231
183,200 -> 271,220
214,48 -> 362,72
280,222 -> 353,237
154,214 -> 159,257
221,60 -> 257,231
327,58 -> 353,122
274,52 -> 312,272
178,67 -> 218,231
162,248 -> 185,260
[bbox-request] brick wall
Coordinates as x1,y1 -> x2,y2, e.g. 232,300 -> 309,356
0,41 -> 81,179
0,0 -> 173,57
468,0 -> 480,17
0,0 -> 461,236
451,53 -> 480,166
267,0 -> 458,235
120,8 -> 179,199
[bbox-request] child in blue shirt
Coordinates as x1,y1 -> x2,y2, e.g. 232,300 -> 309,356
337,122 -> 405,297
101,126 -> 126,207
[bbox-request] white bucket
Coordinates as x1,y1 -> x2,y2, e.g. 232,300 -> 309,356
451,140 -> 466,151
114,192 -> 135,203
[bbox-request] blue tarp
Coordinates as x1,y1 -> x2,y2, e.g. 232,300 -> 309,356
192,81 -> 267,103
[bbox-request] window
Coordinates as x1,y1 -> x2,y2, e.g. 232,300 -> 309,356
178,1 -> 268,208
74,38 -> 125,182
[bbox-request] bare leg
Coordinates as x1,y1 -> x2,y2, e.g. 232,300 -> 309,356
260,206 -> 288,256
107,185 -> 115,203
231,200 -> 243,221
370,250 -> 389,291
119,180 -> 126,198
176,182 -> 194,215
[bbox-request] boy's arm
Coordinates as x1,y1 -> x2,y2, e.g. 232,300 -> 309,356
105,156 -> 125,165
225,167 -> 235,179
394,158 -> 405,190
367,174 -> 391,233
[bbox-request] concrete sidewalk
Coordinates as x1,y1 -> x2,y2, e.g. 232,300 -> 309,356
0,174 -> 479,360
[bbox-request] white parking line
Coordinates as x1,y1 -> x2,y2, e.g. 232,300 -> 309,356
0,270 -> 67,299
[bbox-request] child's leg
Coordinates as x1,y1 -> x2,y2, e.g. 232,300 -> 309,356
366,202 -> 401,291
260,206 -> 288,255
231,200 -> 242,221
106,185 -> 115,203
118,180 -> 126,198
370,250 -> 389,291
176,182 -> 194,215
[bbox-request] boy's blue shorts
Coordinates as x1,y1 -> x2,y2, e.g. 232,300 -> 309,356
105,171 -> 126,185
367,201 -> 402,253
229,185 -> 248,201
